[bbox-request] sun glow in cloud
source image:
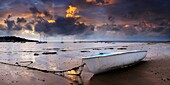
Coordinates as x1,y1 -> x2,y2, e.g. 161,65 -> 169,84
20,13 -> 33,18
0,21 -> 7,27
124,24 -> 130,28
22,30 -> 35,35
37,13 -> 45,17
47,20 -> 55,23
66,5 -> 80,18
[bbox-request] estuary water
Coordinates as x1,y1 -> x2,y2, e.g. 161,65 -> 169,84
0,42 -> 120,71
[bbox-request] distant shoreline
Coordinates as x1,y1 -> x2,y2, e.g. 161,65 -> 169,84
49,41 -> 170,43
0,36 -> 169,43
0,36 -> 38,42
108,40 -> 169,42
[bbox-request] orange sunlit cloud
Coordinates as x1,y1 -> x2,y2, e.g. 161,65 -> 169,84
47,20 -> 55,23
66,5 -> 80,18
0,21 -> 7,27
124,24 -> 130,28
20,13 -> 33,18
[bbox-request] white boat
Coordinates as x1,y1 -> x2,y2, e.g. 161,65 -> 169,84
82,50 -> 147,75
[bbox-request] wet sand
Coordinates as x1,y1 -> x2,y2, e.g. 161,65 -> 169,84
0,42 -> 170,85
88,42 -> 170,85
89,59 -> 170,85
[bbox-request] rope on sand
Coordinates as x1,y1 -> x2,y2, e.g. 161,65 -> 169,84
0,61 -> 86,76
0,61 -> 86,84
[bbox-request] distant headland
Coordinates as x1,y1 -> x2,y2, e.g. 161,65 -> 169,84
0,36 -> 38,42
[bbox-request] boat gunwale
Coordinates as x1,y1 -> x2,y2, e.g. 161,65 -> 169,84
82,50 -> 147,59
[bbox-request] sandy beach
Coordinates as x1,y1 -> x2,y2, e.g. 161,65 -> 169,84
0,42 -> 170,85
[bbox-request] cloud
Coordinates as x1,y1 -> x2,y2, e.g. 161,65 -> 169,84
29,6 -> 41,14
17,17 -> 27,23
106,0 -> 170,22
95,23 -> 170,40
4,20 -> 15,30
0,0 -> 170,40
34,17 -> 94,36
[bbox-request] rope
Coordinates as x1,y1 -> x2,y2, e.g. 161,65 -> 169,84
0,61 -> 85,76
0,61 -> 86,84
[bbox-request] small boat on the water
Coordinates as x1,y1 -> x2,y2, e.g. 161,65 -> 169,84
82,50 -> 147,75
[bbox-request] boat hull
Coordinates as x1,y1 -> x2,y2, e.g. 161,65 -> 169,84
82,50 -> 147,75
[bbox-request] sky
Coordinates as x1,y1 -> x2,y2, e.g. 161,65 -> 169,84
0,0 -> 170,41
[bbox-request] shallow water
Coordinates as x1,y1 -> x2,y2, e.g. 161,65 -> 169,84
0,42 -> 120,70
0,42 -> 147,70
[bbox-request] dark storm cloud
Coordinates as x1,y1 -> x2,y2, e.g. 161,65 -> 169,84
76,0 -> 170,39
1,0 -> 169,21
26,4 -> 94,36
54,17 -> 94,35
106,0 -> 170,22
4,20 -> 15,30
4,19 -> 23,31
25,23 -> 33,31
29,6 -> 41,14
34,17 -> 94,36
43,11 -> 52,17
17,17 -> 27,23
4,15 -> 27,31
13,25 -> 22,30
0,0 -> 38,18
96,23 -> 170,39
97,24 -> 138,36
70,0 -> 170,23
70,0 -> 170,33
